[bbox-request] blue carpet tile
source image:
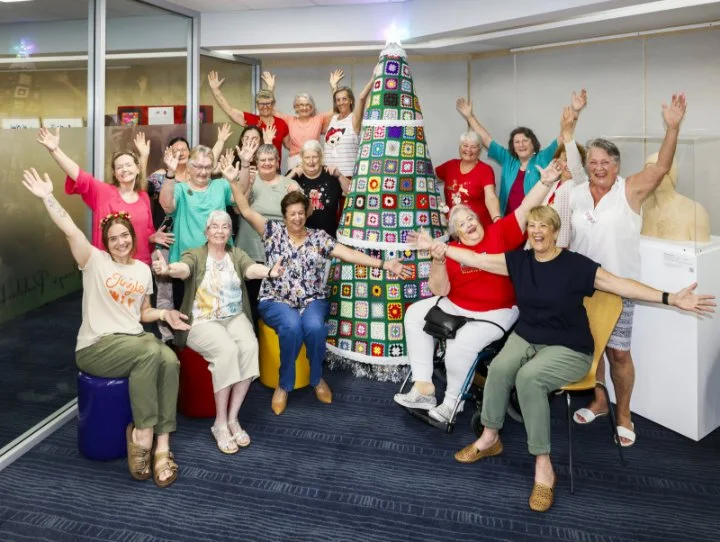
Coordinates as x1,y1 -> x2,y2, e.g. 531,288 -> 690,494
1,368 -> 719,542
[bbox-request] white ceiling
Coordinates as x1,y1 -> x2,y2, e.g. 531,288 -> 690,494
166,0 -> 406,11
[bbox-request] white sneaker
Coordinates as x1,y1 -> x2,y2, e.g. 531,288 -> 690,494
428,402 -> 463,423
393,387 -> 437,410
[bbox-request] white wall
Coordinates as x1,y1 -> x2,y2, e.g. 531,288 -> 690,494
266,27 -> 720,234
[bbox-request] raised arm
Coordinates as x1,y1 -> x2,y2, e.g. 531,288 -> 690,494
212,123 -> 233,166
456,98 -> 492,148
133,132 -> 150,182
246,259 -> 284,281
158,146 -> 180,214
208,71 -> 248,126
484,185 -> 501,223
626,93 -> 687,210
224,165 -> 267,236
513,160 -> 562,230
260,71 -> 287,118
594,268 -> 715,316
36,128 -> 80,181
352,77 -> 374,134
152,250 -> 191,280
21,168 -> 91,268
330,244 -> 410,279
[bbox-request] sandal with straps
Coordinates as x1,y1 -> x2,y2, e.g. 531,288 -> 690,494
228,419 -> 251,448
211,424 -> 239,454
152,448 -> 178,489
125,423 -> 151,481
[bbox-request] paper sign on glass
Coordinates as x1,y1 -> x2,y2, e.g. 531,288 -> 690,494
148,106 -> 174,125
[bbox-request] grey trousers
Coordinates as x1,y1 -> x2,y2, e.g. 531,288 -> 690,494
481,332 -> 592,455
76,332 -> 180,434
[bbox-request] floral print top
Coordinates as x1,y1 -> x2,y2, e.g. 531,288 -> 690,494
258,220 -> 337,310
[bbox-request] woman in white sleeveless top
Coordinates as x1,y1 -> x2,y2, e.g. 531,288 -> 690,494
323,76 -> 374,177
569,94 -> 688,447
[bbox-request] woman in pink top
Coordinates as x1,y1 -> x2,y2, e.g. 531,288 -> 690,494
261,70 -> 343,169
36,128 -> 172,265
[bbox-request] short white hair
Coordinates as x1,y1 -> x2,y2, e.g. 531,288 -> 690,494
447,204 -> 478,239
293,92 -> 317,114
300,139 -> 323,159
205,210 -> 232,230
459,131 -> 482,147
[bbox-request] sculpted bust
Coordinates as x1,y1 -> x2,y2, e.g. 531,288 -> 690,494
641,152 -> 710,242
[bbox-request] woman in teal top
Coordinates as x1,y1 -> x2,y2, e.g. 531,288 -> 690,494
455,91 -> 586,215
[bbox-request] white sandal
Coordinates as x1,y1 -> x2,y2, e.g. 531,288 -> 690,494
211,424 -> 239,454
228,419 -> 251,448
573,407 -> 608,425
615,423 -> 636,447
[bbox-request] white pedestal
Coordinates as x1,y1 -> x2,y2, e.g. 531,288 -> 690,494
621,236 -> 720,441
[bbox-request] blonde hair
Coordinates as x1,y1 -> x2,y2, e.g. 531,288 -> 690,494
526,205 -> 561,232
188,145 -> 215,168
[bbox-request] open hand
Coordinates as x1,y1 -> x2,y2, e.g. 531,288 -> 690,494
37,127 -> 60,152
21,168 -> 54,199
262,124 -> 276,144
208,70 -> 224,91
536,159 -> 562,185
671,282 -> 716,315
456,97 -> 473,119
217,123 -> 232,143
383,259 -> 413,280
560,106 -> 576,137
261,71 -> 276,91
222,161 -> 241,183
163,146 -> 179,173
152,225 -> 175,248
165,310 -> 191,331
662,93 -> 687,129
406,228 -> 435,251
237,140 -> 259,165
571,88 -> 588,112
329,69 -> 344,89
133,132 -> 150,157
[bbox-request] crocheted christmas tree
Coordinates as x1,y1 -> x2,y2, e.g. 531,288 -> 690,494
325,42 -> 448,376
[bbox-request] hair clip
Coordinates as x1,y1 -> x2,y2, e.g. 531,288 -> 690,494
100,211 -> 132,228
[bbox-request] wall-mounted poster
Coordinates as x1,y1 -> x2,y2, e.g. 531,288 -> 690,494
1,117 -> 41,129
148,106 -> 174,125
42,118 -> 84,128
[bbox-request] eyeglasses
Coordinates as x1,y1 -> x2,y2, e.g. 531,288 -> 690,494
190,163 -> 213,172
256,101 -> 274,107
208,224 -> 231,232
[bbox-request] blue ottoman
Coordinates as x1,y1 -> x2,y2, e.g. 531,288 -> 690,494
77,371 -> 133,461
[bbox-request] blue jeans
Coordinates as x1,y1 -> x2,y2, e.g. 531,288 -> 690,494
258,299 -> 329,391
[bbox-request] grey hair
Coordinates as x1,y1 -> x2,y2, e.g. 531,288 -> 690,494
293,92 -> 317,114
256,143 -> 278,160
188,145 -> 215,167
300,139 -> 323,159
205,210 -> 232,230
459,130 -> 482,147
447,204 -> 479,239
586,138 -> 621,165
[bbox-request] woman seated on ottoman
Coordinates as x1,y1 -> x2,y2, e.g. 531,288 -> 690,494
226,181 -> 411,415
153,210 -> 283,454
412,205 -> 715,512
21,168 -> 190,488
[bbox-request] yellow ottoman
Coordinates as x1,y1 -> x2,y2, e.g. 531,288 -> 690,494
258,319 -> 311,390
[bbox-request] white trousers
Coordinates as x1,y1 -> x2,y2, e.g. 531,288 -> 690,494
186,314 -> 259,392
404,296 -> 519,405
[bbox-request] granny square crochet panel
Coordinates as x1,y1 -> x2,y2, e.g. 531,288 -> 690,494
326,43 -> 448,366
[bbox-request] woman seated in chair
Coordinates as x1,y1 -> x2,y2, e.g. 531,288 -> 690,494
394,159 -> 565,424
411,205 -> 715,512
225,176 -> 411,415
21,168 -> 191,488
152,210 -> 283,454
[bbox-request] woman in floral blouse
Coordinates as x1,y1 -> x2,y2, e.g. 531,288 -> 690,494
227,184 -> 410,415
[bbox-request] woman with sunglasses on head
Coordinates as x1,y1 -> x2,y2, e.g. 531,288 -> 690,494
22,168 -> 191,488
208,70 -> 289,161
37,128 -> 172,266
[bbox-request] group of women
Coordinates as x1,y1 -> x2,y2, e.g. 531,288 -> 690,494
402,90 -> 715,511
24,71 -> 715,505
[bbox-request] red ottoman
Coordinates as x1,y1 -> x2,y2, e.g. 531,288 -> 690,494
177,347 -> 216,418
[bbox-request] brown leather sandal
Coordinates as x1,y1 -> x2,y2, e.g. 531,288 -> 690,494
152,449 -> 178,488
125,423 -> 151,481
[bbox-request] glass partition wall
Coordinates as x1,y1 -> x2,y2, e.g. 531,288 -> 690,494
0,0 -> 199,464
